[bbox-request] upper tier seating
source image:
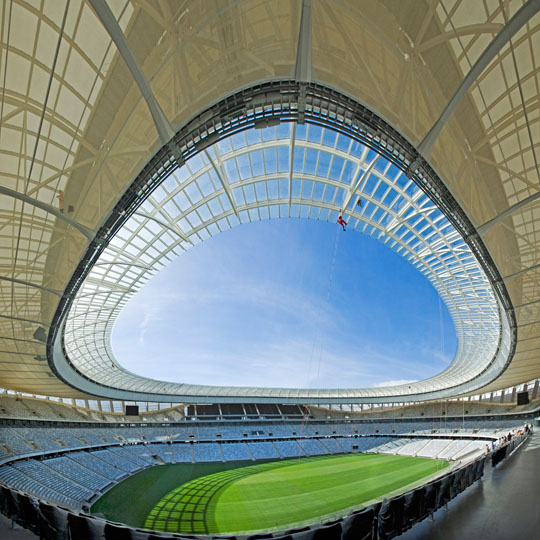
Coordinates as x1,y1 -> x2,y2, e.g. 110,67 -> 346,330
0,418 -> 526,462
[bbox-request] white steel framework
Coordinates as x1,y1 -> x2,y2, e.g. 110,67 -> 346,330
60,120 -> 506,403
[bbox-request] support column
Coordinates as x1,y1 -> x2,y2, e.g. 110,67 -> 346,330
532,380 -> 539,400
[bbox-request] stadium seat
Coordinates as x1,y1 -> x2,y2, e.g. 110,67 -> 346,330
341,504 -> 378,540
0,486 -> 18,521
38,502 -> 70,540
310,520 -> 342,539
104,522 -> 142,539
68,513 -> 105,540
403,487 -> 427,529
377,494 -> 406,539
15,492 -> 40,535
423,480 -> 440,515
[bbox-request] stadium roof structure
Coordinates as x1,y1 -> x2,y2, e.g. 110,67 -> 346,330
1,0 -> 540,403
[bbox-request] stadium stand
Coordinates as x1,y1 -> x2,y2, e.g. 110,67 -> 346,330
145,444 -> 173,464
247,441 -> 280,460
273,440 -> 305,458
220,442 -> 252,461
11,461 -> 93,505
44,457 -> 109,493
436,440 -> 473,461
192,443 -> 223,462
318,438 -> 346,454
0,449 -> 495,539
297,439 -> 328,456
0,397 -> 533,539
416,439 -> 455,458
68,453 -> 124,482
170,444 -> 193,464
0,414 -> 530,462
396,439 -> 431,456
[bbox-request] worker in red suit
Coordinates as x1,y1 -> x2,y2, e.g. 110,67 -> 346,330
337,214 -> 347,231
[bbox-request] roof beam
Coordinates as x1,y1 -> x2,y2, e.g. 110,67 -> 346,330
478,190 -> 540,235
93,261 -> 152,271
288,123 -> 297,212
0,314 -> 50,327
0,276 -> 61,296
294,0 -> 313,124
0,336 -> 44,345
341,156 -> 380,212
503,261 -> 540,282
514,318 -> 540,329
83,277 -> 134,294
203,150 -> 239,218
88,0 -> 175,145
295,0 -> 313,83
133,211 -> 192,244
418,0 -> 540,157
0,185 -> 94,240
514,298 -> 540,310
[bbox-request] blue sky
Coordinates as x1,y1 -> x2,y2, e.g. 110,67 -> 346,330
112,219 -> 456,389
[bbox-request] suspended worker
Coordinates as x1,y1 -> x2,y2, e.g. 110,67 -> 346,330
337,214 -> 347,231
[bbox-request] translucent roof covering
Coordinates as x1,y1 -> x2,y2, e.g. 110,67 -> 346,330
1,0 -> 539,401
61,122 -> 503,401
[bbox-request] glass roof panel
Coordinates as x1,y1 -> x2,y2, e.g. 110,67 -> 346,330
63,123 -> 501,399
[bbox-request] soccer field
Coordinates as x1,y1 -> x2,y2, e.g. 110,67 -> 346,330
143,454 -> 448,534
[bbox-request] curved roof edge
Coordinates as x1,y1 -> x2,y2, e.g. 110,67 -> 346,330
47,81 -> 517,403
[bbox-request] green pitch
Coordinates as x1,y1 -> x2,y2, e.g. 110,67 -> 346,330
144,454 -> 448,534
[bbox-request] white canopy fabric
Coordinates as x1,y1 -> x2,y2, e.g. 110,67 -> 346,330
1,0 -> 539,401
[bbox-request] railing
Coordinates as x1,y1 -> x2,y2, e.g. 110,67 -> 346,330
490,429 -> 530,467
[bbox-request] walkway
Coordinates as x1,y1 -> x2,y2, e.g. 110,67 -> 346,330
401,430 -> 540,539
0,513 -> 37,540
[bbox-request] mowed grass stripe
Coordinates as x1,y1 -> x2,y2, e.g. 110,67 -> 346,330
91,460 -> 259,529
238,454 -> 416,493
145,464 -> 271,533
144,454 -> 448,534
212,455 -> 446,532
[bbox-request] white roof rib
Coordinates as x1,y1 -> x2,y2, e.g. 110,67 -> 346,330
62,123 -> 503,402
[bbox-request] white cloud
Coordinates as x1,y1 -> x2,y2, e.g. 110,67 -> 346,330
138,308 -> 162,345
112,220 -> 457,390
132,336 -> 372,389
419,345 -> 454,366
